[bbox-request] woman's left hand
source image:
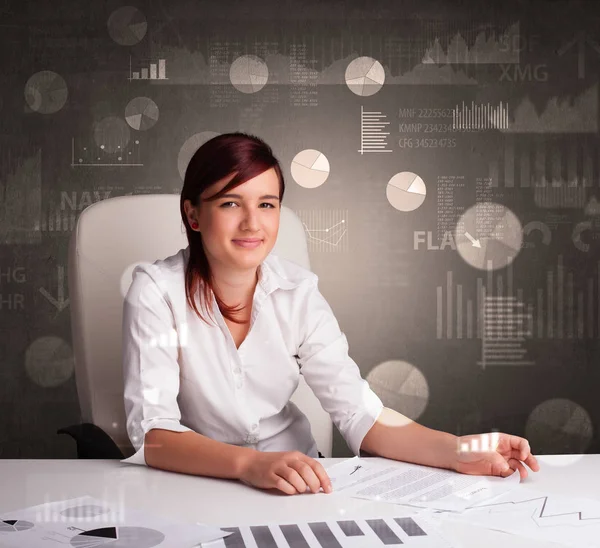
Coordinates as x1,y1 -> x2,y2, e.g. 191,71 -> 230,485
452,432 -> 540,480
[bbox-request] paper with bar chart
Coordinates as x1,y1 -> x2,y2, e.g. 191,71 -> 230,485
0,495 -> 227,548
325,457 -> 520,512
204,514 -> 453,548
438,486 -> 600,548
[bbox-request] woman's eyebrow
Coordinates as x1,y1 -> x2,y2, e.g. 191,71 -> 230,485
219,193 -> 279,200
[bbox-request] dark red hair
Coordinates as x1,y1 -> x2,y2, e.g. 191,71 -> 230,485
179,132 -> 286,326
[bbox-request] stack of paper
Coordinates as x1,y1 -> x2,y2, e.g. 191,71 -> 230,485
326,456 -> 520,512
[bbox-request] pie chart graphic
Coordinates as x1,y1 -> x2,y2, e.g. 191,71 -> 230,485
24,71 -> 68,114
230,55 -> 269,94
455,202 -> 522,271
525,399 -> 593,456
107,6 -> 147,46
177,131 -> 220,180
125,97 -> 159,131
290,150 -> 330,188
386,172 -> 427,212
367,361 -> 429,420
70,526 -> 165,548
0,519 -> 34,532
25,336 -> 74,388
345,56 -> 385,96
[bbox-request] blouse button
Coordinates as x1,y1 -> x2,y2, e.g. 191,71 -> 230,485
234,367 -> 242,375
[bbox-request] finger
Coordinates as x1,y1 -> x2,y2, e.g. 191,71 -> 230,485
501,449 -> 531,462
512,437 -> 540,471
507,458 -> 528,480
307,458 -> 333,493
503,449 -> 540,472
289,460 -> 321,494
274,475 -> 299,496
519,453 -> 540,472
487,452 -> 513,477
506,434 -> 531,460
524,453 -> 540,471
296,455 -> 331,490
280,467 -> 308,494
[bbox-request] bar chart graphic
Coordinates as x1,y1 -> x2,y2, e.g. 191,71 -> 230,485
129,55 -> 168,81
0,148 -> 42,245
488,135 -> 596,191
358,106 -> 392,154
436,264 -> 527,341
437,255 -> 600,342
217,515 -> 450,548
39,209 -> 77,233
453,101 -> 509,130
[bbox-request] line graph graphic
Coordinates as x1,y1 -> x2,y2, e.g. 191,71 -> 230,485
295,209 -> 349,252
304,220 -> 346,245
441,487 -> 600,548
473,491 -> 600,528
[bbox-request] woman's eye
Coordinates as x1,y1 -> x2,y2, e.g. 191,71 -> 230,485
220,202 -> 276,208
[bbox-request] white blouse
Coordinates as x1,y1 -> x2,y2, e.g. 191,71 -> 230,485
121,246 -> 384,466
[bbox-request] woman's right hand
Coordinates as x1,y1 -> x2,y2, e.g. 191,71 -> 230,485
239,450 -> 333,495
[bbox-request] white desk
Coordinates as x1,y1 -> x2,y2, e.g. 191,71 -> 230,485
2,456 -> 599,548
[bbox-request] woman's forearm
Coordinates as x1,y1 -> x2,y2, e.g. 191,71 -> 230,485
144,428 -> 256,479
360,407 -> 457,470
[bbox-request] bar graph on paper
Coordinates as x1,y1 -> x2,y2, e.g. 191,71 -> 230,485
294,210 -> 349,253
358,106 -> 392,154
437,255 -> 600,345
129,55 -> 168,80
213,515 -> 452,548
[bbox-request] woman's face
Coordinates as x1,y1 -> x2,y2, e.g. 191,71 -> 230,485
185,167 -> 281,273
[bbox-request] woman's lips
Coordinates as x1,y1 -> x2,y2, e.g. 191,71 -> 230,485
232,239 -> 262,249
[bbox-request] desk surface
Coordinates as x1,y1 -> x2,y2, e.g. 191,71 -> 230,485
2,455 -> 599,548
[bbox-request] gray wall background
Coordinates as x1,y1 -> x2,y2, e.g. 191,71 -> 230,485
1,0 -> 600,458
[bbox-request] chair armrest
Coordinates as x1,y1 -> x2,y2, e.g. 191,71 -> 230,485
57,423 -> 124,459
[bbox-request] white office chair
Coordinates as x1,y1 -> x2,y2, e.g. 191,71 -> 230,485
60,194 -> 333,459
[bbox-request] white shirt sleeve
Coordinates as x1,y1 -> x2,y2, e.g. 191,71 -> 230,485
296,279 -> 384,457
121,265 -> 192,466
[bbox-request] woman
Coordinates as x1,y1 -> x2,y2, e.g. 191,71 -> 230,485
122,132 -> 539,496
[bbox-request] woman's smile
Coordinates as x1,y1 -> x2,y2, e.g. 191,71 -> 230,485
232,238 -> 263,249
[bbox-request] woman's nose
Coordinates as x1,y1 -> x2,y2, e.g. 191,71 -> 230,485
242,210 -> 260,229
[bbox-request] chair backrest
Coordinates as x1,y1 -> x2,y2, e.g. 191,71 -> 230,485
68,194 -> 333,458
